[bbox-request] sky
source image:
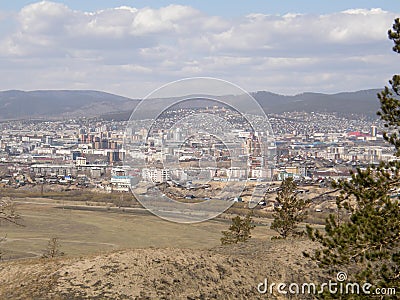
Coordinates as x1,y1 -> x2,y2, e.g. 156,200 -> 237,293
0,1 -> 399,98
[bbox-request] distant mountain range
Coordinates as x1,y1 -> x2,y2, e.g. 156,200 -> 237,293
0,90 -> 138,120
252,89 -> 381,116
0,89 -> 382,121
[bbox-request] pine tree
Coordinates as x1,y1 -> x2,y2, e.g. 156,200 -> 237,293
42,237 -> 64,259
305,19 -> 400,297
221,212 -> 255,245
270,177 -> 310,239
378,18 -> 400,157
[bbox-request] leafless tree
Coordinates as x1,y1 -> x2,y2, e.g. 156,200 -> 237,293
0,198 -> 22,225
0,198 -> 23,259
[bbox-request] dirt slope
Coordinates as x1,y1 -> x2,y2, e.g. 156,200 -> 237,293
0,239 -> 320,299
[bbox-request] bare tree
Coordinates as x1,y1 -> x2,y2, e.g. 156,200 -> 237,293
0,198 -> 22,225
0,198 -> 23,259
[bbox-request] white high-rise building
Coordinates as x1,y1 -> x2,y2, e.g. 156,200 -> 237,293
371,125 -> 377,137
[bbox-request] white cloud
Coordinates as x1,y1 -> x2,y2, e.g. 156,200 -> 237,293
0,1 -> 398,97
18,1 -> 72,34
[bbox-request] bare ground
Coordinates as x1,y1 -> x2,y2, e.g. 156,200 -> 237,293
0,238 -> 323,299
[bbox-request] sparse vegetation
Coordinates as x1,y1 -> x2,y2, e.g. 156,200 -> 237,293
221,212 -> 255,245
270,178 -> 310,239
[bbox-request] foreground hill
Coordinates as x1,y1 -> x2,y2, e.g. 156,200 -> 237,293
0,239 -> 320,299
0,89 -> 381,120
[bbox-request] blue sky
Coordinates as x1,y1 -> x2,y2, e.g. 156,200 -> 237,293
2,0 -> 400,16
0,0 -> 400,16
0,1 -> 399,97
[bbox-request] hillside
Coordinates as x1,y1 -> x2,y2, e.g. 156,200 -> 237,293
0,90 -> 137,120
0,89 -> 382,120
252,89 -> 381,116
0,239 -> 321,299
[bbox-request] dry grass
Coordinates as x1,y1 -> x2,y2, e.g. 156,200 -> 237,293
0,238 -> 321,299
0,201 -> 272,260
0,194 -> 330,299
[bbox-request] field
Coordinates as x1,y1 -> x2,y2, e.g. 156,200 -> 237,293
0,197 -> 277,260
0,195 -> 328,299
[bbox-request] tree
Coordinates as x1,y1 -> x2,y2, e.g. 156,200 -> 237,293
42,237 -> 64,259
377,18 -> 400,156
305,19 -> 400,297
0,235 -> 7,260
0,198 -> 21,225
0,198 -> 22,260
270,178 -> 310,239
221,212 -> 255,245
306,164 -> 400,295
